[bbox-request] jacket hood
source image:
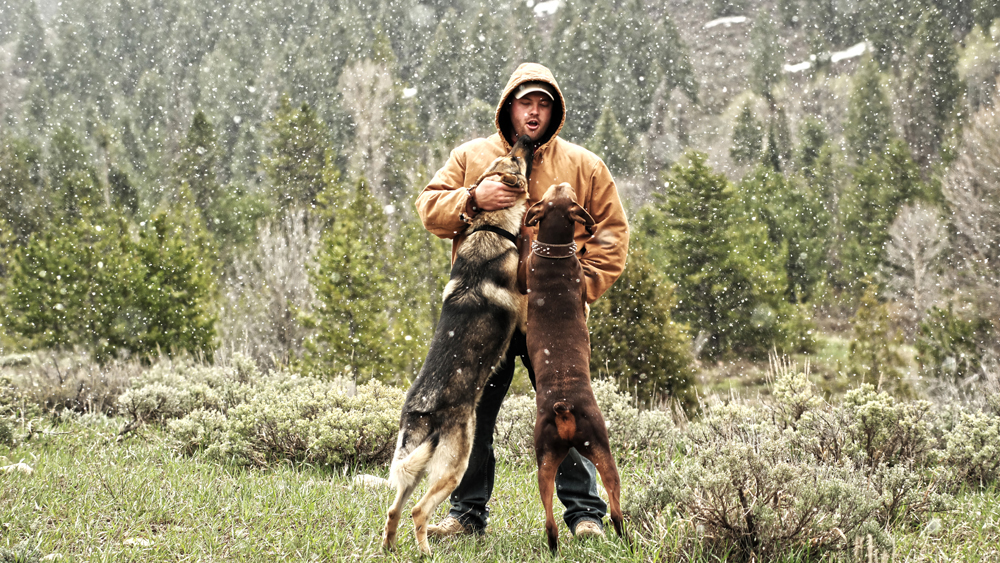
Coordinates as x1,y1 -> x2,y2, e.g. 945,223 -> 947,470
495,63 -> 566,153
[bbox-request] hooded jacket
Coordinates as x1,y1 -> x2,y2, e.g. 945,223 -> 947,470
415,63 -> 629,304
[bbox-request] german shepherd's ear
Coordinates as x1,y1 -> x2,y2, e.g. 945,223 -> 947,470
524,200 -> 547,227
569,203 -> 596,235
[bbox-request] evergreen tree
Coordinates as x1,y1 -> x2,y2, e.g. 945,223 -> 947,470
416,9 -> 465,141
730,103 -> 763,165
463,9 -> 513,105
797,117 -> 828,171
639,152 -> 801,358
711,0 -> 747,18
263,96 -> 331,209
602,0 -> 662,136
738,165 -> 831,303
47,127 -> 101,218
587,106 -> 633,177
3,214 -> 217,362
847,283 -> 906,391
177,111 -> 222,225
901,7 -> 962,167
750,12 -> 785,107
13,0 -> 51,82
548,1 -> 606,141
0,137 -> 43,241
304,178 -> 393,382
845,58 -> 892,163
861,0 -> 921,70
657,11 -> 698,103
382,215 -> 452,383
589,246 -> 697,411
837,141 -> 925,292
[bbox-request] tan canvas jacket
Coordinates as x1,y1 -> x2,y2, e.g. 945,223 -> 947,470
415,63 -> 629,304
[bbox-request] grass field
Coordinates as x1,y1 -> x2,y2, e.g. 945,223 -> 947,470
2,411 -> 1000,562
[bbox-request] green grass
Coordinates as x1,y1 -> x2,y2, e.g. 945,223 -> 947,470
2,414 -> 1000,562
0,415 -> 653,562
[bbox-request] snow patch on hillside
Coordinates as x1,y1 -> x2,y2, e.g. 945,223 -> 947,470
528,0 -> 561,16
704,16 -> 748,29
784,41 -> 870,73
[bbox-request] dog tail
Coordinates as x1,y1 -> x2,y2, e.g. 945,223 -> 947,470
553,402 -> 576,442
388,432 -> 439,490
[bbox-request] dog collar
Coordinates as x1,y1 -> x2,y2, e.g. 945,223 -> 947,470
472,225 -> 518,245
531,240 -> 578,259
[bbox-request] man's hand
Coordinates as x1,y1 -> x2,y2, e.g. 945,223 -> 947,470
474,179 -> 524,211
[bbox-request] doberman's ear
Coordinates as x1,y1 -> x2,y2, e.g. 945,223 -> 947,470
569,203 -> 596,235
524,200 -> 546,227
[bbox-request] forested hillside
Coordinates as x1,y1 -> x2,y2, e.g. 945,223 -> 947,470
1,0 -> 999,401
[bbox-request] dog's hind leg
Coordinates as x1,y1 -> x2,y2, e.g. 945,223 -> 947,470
382,478 -> 421,551
581,445 -> 625,539
410,465 -> 466,555
536,448 -> 568,553
410,429 -> 472,555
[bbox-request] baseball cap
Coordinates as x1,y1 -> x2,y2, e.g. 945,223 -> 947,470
513,81 -> 554,100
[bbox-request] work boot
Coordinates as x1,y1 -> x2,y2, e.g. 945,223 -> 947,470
426,516 -> 474,538
573,520 -> 605,540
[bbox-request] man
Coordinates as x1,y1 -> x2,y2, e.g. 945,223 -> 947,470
415,62 -> 629,540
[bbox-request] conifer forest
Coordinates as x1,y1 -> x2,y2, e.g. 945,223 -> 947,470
2,0 -> 1000,558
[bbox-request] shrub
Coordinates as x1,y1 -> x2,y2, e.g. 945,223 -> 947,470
627,401 -> 881,559
1,353 -> 142,415
839,384 -> 935,469
169,377 -> 404,466
627,366 -> 952,560
940,410 -> 1000,487
0,540 -> 40,563
0,416 -> 13,447
116,356 -> 404,467
117,358 -> 257,423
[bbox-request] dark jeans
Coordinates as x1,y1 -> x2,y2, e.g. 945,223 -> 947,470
446,330 -> 607,532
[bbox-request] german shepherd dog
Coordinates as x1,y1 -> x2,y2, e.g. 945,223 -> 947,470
381,135 -> 533,555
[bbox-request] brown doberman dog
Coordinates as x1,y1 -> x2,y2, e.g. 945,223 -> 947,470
523,182 -> 625,553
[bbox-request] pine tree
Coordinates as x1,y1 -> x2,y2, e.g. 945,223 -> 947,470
263,96 -> 331,209
304,178 -> 393,382
738,165 -> 830,303
416,9 -> 465,141
845,57 -> 892,163
837,140 -> 925,292
657,11 -> 698,103
847,283 -> 906,391
589,246 -> 697,411
177,111 -> 222,225
463,9 -> 513,106
901,7 -> 962,167
750,11 -> 784,108
730,103 -> 763,165
587,106 -> 633,177
3,214 -> 217,363
47,127 -> 101,218
797,117 -> 828,171
639,152 -> 800,358
382,215 -> 452,383
548,2 -> 606,141
0,137 -> 43,241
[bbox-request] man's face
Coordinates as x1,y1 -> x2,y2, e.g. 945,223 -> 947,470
510,92 -> 553,143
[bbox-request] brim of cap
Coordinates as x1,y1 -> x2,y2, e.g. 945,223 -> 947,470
514,86 -> 554,100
